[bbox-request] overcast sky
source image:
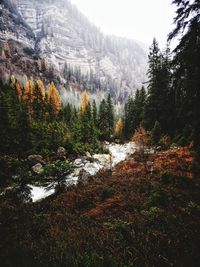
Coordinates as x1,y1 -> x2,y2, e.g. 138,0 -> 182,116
70,0 -> 176,48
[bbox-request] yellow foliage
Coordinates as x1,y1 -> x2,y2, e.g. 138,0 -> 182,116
15,80 -> 22,101
115,118 -> 123,137
23,79 -> 34,103
81,91 -> 89,112
37,80 -> 46,100
48,82 -> 61,113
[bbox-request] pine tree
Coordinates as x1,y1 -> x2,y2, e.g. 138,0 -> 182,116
107,94 -> 114,138
169,0 -> 200,154
32,80 -> 46,120
92,100 -> 98,127
98,99 -> 109,140
123,97 -> 135,139
144,39 -> 171,133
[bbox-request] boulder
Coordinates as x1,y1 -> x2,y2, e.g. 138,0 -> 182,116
28,155 -> 45,165
31,163 -> 43,174
57,147 -> 66,158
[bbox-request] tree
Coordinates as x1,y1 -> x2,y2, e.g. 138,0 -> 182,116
169,0 -> 200,154
15,80 -> 22,101
32,80 -> 46,120
107,94 -> 114,138
144,39 -> 172,133
48,82 -> 61,114
92,100 -> 98,127
98,99 -> 109,140
115,118 -> 123,138
81,91 -> 89,112
132,127 -> 151,165
43,160 -> 74,194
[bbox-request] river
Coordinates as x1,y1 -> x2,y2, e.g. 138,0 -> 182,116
30,142 -> 137,202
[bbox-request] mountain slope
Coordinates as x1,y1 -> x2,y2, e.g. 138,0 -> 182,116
0,0 -> 148,103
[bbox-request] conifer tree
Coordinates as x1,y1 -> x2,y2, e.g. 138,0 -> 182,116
115,118 -> 123,138
81,91 -> 89,112
169,0 -> 200,153
48,82 -> 61,115
15,80 -> 22,101
92,100 -> 98,127
107,94 -> 114,138
98,98 -> 109,140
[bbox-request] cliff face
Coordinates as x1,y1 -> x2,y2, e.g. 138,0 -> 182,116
0,0 -> 148,102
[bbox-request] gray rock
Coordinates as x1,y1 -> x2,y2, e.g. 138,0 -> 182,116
57,147 -> 66,158
31,163 -> 43,174
28,155 -> 45,165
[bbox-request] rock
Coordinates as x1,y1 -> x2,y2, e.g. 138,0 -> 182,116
57,147 -> 67,158
85,151 -> 92,158
74,158 -> 85,167
78,169 -> 91,185
31,163 -> 43,174
84,162 -> 101,176
28,155 -> 45,165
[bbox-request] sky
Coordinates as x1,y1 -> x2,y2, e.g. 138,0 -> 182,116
70,0 -> 176,48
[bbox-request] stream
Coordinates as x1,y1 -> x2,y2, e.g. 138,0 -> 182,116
30,142 -> 137,202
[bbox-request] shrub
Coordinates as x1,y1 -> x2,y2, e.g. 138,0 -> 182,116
42,160 -> 74,193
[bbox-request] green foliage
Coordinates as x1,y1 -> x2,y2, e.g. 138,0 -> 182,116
123,87 -> 147,139
98,95 -> 114,141
161,171 -> 192,188
42,160 -> 74,193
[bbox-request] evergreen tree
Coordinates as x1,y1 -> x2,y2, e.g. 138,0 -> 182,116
98,99 -> 109,140
144,39 -> 172,133
123,97 -> 135,139
92,100 -> 98,127
107,94 -> 114,138
169,0 -> 200,153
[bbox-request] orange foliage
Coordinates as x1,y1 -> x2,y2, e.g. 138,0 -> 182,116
81,91 -> 89,112
115,118 -> 123,137
48,82 -> 61,113
37,79 -> 46,100
15,80 -> 22,101
132,127 -> 150,148
23,79 -> 34,103
151,147 -> 194,178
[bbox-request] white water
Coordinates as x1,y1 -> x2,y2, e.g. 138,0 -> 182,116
31,142 -> 137,202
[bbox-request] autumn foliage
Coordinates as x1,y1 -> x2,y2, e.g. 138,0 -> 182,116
37,79 -> 46,100
115,118 -> 123,138
132,127 -> 150,147
0,137 -> 200,267
48,82 -> 61,113
15,80 -> 22,101
81,90 -> 89,112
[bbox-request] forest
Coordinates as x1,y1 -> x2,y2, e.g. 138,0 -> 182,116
0,0 -> 200,266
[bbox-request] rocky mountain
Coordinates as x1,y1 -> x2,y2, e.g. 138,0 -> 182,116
0,0 -> 148,104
